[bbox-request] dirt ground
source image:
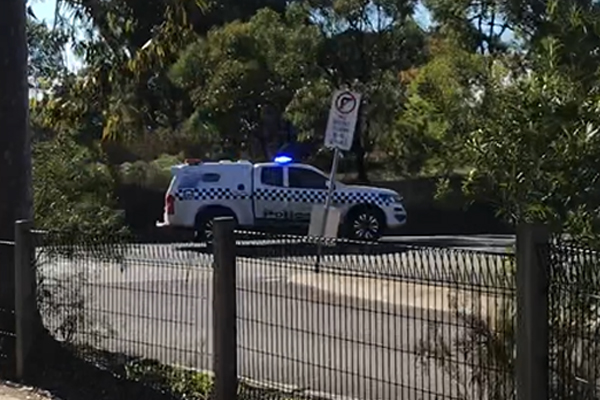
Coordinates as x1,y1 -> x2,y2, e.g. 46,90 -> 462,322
0,381 -> 57,400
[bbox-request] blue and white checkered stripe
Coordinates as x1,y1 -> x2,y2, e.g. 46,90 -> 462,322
175,187 -> 392,206
254,188 -> 391,205
174,187 -> 249,201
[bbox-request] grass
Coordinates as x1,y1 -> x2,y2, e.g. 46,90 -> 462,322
124,359 -> 312,400
20,336 -> 314,400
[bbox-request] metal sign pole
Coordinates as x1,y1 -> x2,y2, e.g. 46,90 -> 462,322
315,147 -> 341,272
313,88 -> 360,273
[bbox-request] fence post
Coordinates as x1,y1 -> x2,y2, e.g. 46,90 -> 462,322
14,220 -> 33,380
212,217 -> 238,399
516,223 -> 550,400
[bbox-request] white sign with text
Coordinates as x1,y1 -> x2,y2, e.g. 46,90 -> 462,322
324,89 -> 361,151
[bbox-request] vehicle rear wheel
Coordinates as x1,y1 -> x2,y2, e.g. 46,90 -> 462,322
345,207 -> 385,241
194,209 -> 237,243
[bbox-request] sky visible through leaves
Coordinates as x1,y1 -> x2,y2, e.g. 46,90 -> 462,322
31,0 -> 435,72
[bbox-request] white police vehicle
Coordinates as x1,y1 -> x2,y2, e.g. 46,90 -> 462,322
156,156 -> 407,241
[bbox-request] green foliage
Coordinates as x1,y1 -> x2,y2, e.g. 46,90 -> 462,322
389,37 -> 488,176
125,360 -> 213,399
33,135 -> 126,236
170,4 -> 325,159
414,3 -> 600,399
124,359 -> 308,399
30,0 -> 600,238
388,1 -> 600,240
120,153 -> 183,190
32,0 -> 203,144
305,1 -> 428,179
462,38 -> 600,237
31,0 -> 430,180
423,0 -> 513,54
169,1 -> 427,173
26,16 -> 69,89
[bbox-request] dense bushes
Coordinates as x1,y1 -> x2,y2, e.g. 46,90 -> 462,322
119,153 -> 183,191
33,143 -> 185,235
33,136 -> 126,236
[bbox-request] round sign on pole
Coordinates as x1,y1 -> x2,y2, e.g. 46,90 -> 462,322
324,89 -> 361,151
335,91 -> 357,115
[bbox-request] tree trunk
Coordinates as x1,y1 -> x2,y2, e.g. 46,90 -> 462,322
354,142 -> 369,183
353,104 -> 369,184
0,0 -> 33,377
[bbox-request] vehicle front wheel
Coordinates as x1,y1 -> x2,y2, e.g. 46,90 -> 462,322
345,207 -> 385,241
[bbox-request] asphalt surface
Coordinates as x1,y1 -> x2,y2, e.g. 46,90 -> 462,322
383,234 -> 514,254
36,235 -> 515,400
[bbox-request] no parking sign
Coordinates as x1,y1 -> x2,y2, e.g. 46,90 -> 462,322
324,89 -> 362,151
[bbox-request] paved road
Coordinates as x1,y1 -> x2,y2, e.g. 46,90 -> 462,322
36,236 -> 514,400
384,234 -> 514,254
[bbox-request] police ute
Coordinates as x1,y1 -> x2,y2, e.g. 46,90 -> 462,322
156,156 -> 407,241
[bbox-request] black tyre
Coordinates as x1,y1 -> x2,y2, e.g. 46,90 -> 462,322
344,206 -> 385,241
194,209 -> 236,243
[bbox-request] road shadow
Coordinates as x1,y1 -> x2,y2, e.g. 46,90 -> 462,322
24,333 -> 180,400
175,238 -> 416,259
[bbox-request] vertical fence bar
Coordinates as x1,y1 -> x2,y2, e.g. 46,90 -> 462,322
516,223 -> 550,400
212,217 -> 238,400
315,147 -> 341,272
14,219 -> 33,379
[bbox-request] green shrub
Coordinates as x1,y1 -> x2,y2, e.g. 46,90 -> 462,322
125,359 -> 213,399
33,135 -> 126,237
120,153 -> 183,191
123,359 -> 310,399
417,252 -> 600,400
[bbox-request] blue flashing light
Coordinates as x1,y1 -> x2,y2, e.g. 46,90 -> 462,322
274,155 -> 293,164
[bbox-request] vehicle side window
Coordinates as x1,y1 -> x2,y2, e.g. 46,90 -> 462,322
288,167 -> 327,189
201,173 -> 220,183
261,166 -> 284,187
177,174 -> 200,189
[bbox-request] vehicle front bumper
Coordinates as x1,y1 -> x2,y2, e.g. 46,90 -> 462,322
156,220 -> 169,228
155,220 -> 193,230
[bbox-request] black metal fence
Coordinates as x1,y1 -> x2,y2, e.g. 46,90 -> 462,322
234,230 -> 516,400
0,309 -> 15,373
9,220 -> 600,399
35,230 -> 214,372
27,222 -> 518,400
548,240 -> 600,399
0,240 -> 16,375
0,214 -> 596,400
